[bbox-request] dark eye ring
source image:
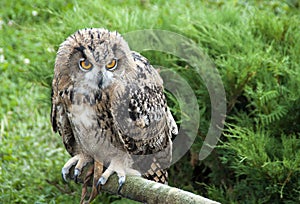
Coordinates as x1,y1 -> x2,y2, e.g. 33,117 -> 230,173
79,58 -> 93,71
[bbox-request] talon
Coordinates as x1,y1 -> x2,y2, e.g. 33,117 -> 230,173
74,168 -> 81,183
97,176 -> 107,186
60,154 -> 93,183
61,168 -> 69,182
96,176 -> 107,193
117,176 -> 126,194
61,173 -> 68,182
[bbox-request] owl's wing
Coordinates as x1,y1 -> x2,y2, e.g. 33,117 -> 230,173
110,52 -> 178,182
51,78 -> 79,157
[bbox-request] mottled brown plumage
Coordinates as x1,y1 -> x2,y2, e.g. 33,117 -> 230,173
51,28 -> 177,202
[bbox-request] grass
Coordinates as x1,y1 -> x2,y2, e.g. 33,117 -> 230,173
1,0 -> 300,203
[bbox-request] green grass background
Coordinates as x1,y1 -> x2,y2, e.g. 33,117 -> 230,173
1,0 -> 300,203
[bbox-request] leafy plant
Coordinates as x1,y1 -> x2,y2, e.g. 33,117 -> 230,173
1,0 -> 299,203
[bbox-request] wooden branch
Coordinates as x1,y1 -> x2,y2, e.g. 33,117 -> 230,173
69,163 -> 219,204
100,174 -> 220,204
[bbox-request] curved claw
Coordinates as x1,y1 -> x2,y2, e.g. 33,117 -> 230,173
96,176 -> 107,193
61,173 -> 67,182
61,168 -> 70,182
117,176 -> 126,194
74,168 -> 81,183
61,154 -> 93,183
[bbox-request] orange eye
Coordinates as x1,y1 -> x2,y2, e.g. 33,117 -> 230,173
106,58 -> 118,70
79,58 -> 93,71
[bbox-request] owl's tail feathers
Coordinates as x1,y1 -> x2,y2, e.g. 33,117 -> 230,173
143,168 -> 168,184
80,161 -> 103,204
80,164 -> 94,204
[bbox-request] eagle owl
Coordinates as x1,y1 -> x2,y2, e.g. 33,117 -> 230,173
51,28 -> 178,195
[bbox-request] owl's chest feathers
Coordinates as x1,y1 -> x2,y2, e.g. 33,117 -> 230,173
64,89 -> 120,158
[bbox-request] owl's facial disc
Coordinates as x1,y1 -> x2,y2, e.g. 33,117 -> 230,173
70,29 -> 130,90
79,63 -> 113,90
80,61 -> 117,90
74,48 -> 117,89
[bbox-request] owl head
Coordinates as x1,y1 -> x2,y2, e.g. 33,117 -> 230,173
54,28 -> 135,90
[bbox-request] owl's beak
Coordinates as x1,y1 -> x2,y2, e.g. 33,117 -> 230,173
97,72 -> 104,89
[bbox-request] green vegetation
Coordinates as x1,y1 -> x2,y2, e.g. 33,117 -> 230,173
1,0 -> 299,203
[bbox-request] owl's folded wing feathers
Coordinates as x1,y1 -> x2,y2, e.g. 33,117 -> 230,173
109,52 -> 178,183
110,52 -> 177,152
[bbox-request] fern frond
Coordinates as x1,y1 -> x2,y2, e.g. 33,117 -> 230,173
259,105 -> 288,126
259,90 -> 279,106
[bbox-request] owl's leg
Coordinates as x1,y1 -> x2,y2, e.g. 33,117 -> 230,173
62,153 -> 93,183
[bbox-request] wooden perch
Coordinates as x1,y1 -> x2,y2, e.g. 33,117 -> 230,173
70,163 -> 219,204
100,174 -> 220,204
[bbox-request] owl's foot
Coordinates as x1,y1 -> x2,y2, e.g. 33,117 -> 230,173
62,154 -> 93,183
95,157 -> 141,194
96,168 -> 126,194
